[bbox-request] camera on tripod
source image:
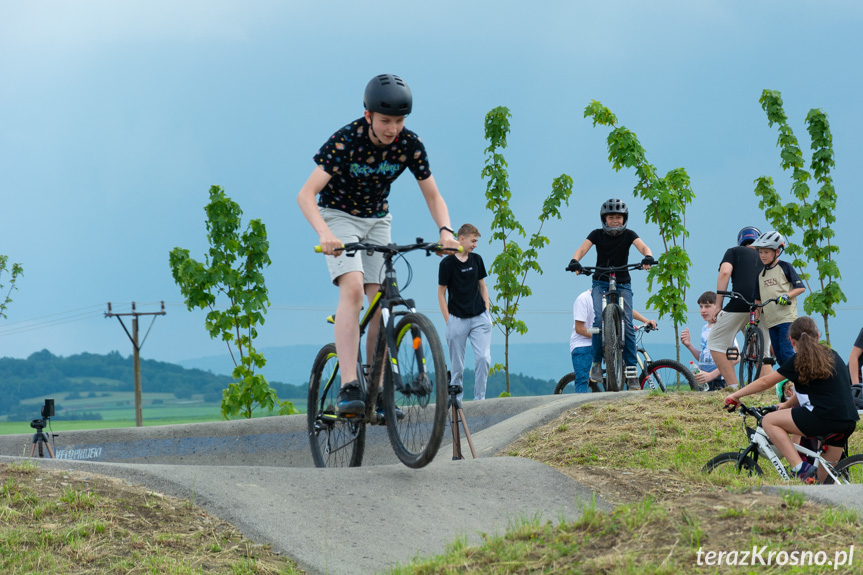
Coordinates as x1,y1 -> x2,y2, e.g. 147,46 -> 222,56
30,398 -> 54,430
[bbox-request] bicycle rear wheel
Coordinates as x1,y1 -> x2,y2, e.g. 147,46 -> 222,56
307,343 -> 365,468
554,372 -> 602,393
384,313 -> 448,468
739,327 -> 764,386
602,305 -> 624,392
702,451 -> 763,478
640,359 -> 698,392
832,454 -> 863,484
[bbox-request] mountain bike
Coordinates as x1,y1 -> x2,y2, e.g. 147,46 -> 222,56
717,290 -> 781,385
554,325 -> 699,394
702,400 -> 863,484
568,263 -> 646,392
308,239 -> 455,469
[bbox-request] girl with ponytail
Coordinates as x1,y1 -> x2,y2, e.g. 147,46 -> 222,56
725,316 -> 859,483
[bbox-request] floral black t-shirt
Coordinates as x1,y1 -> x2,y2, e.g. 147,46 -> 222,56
314,117 -> 432,218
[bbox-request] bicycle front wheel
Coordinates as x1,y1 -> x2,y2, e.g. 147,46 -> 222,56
307,343 -> 365,468
832,454 -> 863,484
384,313 -> 448,468
602,305 -> 624,392
702,451 -> 763,478
640,359 -> 698,392
739,327 -> 764,386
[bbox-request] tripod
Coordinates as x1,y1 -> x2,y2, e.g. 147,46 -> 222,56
448,385 -> 476,460
29,420 -> 55,458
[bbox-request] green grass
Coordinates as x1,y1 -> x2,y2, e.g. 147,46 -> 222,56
3,389 -> 307,434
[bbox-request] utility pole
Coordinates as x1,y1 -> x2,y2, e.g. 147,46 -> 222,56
105,302 -> 166,427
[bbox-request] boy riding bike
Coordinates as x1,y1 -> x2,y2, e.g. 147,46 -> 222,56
566,198 -> 655,390
725,316 -> 859,483
297,74 -> 459,416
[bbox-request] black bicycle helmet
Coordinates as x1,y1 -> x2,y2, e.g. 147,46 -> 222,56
737,226 -> 761,246
600,198 -> 628,236
363,74 -> 412,116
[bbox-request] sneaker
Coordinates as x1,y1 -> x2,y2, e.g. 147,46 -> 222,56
625,377 -> 640,391
795,461 -> 818,484
589,363 -> 603,383
336,382 -> 365,415
374,393 -> 405,423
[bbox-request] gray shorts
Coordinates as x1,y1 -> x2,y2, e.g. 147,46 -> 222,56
707,310 -> 770,359
320,207 -> 392,285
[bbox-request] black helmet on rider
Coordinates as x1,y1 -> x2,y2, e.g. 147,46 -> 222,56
600,198 -> 628,237
363,74 -> 412,116
737,226 -> 761,247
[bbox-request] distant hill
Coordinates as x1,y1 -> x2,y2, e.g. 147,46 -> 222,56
0,347 -> 573,422
179,341 -> 688,386
0,349 -> 307,421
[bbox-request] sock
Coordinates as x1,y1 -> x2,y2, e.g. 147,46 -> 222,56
792,462 -> 805,473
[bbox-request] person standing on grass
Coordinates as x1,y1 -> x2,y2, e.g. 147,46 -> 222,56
706,226 -> 769,391
751,231 -> 806,366
681,291 -> 739,391
438,224 -> 492,401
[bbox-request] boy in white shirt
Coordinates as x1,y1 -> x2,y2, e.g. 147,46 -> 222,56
681,291 -> 739,391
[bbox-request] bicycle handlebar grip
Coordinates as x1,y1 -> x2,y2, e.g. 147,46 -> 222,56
313,245 -> 346,254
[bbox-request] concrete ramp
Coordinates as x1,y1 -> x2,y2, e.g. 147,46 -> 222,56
0,392 -> 635,575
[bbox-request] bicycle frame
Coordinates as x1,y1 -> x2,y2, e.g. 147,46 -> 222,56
318,240 -> 448,424
579,263 -> 645,384
731,402 -> 846,484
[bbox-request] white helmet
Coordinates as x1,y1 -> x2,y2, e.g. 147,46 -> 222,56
752,230 -> 786,251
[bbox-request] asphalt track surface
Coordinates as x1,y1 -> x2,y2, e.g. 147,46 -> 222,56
2,392 -> 862,575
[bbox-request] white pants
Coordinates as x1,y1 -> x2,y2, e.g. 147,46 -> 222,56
446,311 -> 493,400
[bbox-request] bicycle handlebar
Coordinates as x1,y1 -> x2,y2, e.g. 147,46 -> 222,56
571,263 -> 649,277
314,239 -> 462,256
716,290 -> 782,310
725,400 -> 777,420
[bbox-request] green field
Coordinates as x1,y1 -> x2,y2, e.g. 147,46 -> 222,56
2,389 -> 305,435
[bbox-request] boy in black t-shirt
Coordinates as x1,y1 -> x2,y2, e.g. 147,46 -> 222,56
566,199 -> 655,390
706,226 -> 770,390
438,224 -> 492,401
297,74 -> 460,415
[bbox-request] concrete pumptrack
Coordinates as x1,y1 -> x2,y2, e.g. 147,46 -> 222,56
1,392 -> 861,575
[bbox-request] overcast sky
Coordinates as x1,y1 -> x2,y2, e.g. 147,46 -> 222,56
2,1 -> 861,373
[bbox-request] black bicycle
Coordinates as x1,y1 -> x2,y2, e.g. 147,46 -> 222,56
308,239 -> 455,469
567,263 -> 645,392
717,290 -> 782,386
555,325 -> 698,394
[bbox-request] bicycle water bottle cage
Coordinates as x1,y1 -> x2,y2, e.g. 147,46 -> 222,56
725,347 -> 740,361
624,366 -> 638,379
